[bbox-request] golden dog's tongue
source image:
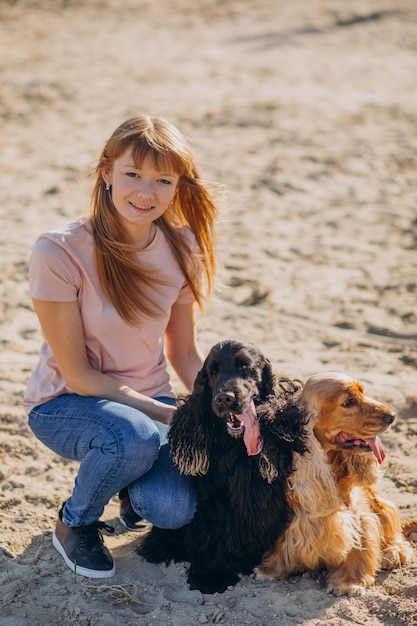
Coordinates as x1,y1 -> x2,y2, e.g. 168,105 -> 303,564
239,399 -> 263,456
367,436 -> 386,464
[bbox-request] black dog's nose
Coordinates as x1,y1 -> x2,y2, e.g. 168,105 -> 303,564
214,391 -> 235,407
382,411 -> 396,425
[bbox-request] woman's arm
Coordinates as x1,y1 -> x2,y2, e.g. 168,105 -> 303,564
32,298 -> 175,424
164,301 -> 205,394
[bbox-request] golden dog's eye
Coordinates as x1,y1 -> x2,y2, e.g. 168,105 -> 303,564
343,396 -> 356,407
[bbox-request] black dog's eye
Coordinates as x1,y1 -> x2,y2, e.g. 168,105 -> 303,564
236,361 -> 251,372
210,367 -> 219,377
342,396 -> 356,408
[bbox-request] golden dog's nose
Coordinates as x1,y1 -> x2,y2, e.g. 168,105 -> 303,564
382,411 -> 396,425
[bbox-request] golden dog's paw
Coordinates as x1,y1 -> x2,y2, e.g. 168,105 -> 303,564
253,567 -> 275,581
326,569 -> 375,597
381,540 -> 414,569
326,582 -> 367,597
402,519 -> 417,542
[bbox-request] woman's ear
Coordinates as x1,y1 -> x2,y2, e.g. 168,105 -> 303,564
101,163 -> 111,186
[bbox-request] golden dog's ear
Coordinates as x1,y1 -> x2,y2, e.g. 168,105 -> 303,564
168,368 -> 214,476
292,380 -> 338,510
298,381 -> 323,425
288,426 -> 339,514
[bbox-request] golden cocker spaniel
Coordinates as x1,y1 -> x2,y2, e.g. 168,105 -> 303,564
256,372 -> 413,596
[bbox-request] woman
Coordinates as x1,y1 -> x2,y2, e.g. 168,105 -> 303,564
23,114 -> 219,578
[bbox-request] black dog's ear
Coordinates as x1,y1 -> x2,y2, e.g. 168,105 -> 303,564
192,364 -> 209,395
168,366 -> 213,476
260,358 -> 275,398
256,388 -> 308,484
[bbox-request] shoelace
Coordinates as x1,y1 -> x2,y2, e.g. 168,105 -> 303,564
75,521 -> 115,550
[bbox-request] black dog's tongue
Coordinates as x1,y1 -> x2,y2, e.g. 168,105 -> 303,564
235,399 -> 263,456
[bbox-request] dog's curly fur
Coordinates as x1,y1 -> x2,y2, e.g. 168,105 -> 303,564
137,339 -> 308,594
402,519 -> 417,543
256,372 -> 413,596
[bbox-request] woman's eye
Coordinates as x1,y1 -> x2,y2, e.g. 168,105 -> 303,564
158,178 -> 171,185
127,172 -> 138,178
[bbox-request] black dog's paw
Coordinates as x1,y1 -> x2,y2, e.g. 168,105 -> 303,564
187,567 -> 239,594
137,527 -> 187,565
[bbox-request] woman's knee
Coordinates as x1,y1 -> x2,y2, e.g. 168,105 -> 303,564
129,444 -> 197,529
119,418 -> 160,456
145,482 -> 197,529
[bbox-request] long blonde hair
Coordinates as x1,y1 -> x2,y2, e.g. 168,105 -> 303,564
89,115 -> 219,325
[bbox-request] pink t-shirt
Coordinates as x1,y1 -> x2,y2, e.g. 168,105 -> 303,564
23,219 -> 198,414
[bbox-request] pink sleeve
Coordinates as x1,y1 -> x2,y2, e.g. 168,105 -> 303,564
175,281 -> 196,305
29,236 -> 80,301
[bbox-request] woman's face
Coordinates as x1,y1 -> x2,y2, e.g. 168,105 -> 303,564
102,147 -> 179,230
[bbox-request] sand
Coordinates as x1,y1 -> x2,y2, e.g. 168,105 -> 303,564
1,0 -> 417,624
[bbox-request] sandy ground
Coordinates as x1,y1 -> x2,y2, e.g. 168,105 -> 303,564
1,0 -> 417,624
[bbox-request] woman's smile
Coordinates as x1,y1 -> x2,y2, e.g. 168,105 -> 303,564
129,201 -> 155,212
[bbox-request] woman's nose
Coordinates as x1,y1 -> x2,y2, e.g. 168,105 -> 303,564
136,179 -> 153,198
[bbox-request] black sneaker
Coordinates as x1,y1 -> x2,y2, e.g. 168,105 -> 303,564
118,487 -> 148,531
53,505 -> 116,578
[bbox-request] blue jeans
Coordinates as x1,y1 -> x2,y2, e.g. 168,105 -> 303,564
28,394 -> 197,528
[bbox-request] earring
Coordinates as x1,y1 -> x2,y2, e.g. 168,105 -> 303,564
105,182 -> 110,191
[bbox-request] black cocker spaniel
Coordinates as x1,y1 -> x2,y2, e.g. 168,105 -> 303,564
137,338 -> 308,594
